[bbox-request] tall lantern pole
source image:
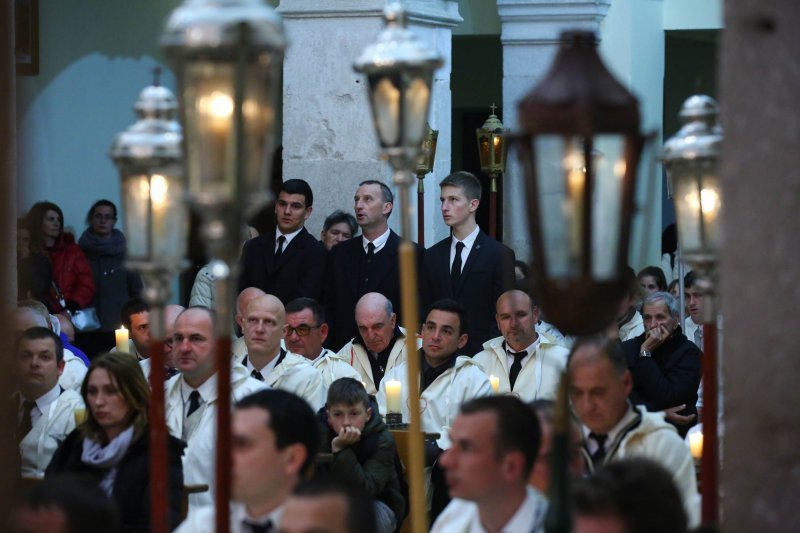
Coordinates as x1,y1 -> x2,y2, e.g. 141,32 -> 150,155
515,31 -> 645,532
161,2 -> 286,531
354,4 -> 442,531
476,104 -> 509,238
663,94 -> 723,526
110,73 -> 187,533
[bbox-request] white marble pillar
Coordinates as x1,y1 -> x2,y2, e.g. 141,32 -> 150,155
278,0 -> 461,242
497,0 -> 611,261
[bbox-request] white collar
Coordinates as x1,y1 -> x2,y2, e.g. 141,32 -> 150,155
275,226 -> 303,248
232,501 -> 285,529
244,348 -> 282,376
22,382 -> 61,414
582,403 -> 638,454
180,373 -> 218,404
452,224 -> 480,249
362,227 -> 391,253
310,348 -> 332,365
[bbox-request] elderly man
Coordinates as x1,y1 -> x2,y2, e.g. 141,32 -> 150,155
621,292 -> 702,436
337,292 -> 418,395
165,307 -> 266,507
568,336 -> 698,526
177,389 -> 319,532
284,298 -> 361,388
430,396 -> 548,532
13,302 -> 86,391
14,327 -> 84,478
239,294 -> 326,410
474,290 -> 569,401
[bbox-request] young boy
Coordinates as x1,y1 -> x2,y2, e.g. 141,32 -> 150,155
318,378 -> 407,533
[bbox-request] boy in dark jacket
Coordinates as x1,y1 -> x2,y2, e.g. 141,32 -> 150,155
317,378 -> 406,533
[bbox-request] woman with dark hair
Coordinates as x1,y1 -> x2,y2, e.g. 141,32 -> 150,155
636,265 -> 668,296
17,216 -> 52,304
26,201 -> 95,314
78,200 -> 142,344
46,353 -> 185,532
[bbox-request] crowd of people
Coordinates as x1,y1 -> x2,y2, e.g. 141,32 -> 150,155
11,170 -> 710,532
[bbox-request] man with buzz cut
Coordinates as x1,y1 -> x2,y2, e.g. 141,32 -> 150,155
324,180 -> 423,351
421,171 -> 515,356
14,327 -> 84,478
239,294 -> 326,410
474,289 -> 569,401
239,178 -> 327,305
165,306 -> 267,508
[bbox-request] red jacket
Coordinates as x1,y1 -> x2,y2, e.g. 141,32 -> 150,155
47,233 -> 96,311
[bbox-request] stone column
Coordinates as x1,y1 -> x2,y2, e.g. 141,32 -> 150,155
278,0 -> 461,241
719,1 -> 800,531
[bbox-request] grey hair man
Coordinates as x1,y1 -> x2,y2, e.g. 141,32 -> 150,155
621,292 -> 702,437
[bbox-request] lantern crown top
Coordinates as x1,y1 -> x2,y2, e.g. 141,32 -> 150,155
478,104 -> 507,132
663,94 -> 722,163
110,81 -> 182,165
517,30 -> 640,134
160,0 -> 286,57
353,2 -> 443,74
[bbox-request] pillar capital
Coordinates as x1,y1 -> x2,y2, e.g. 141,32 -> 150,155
497,0 -> 611,45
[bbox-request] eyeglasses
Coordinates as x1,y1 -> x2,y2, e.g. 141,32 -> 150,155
284,324 -> 321,337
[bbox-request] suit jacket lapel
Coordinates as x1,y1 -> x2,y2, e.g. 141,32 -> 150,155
455,231 -> 485,295
367,231 -> 398,291
439,237 -> 455,297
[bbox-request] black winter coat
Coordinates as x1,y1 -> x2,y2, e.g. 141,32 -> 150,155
46,426 -> 185,533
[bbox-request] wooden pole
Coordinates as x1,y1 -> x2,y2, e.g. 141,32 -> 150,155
489,175 -> 498,239
701,323 -> 718,524
417,176 -> 425,247
148,334 -> 169,533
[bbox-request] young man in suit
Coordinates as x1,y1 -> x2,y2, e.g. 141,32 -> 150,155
324,180 -> 422,351
421,171 -> 515,356
238,178 -> 327,305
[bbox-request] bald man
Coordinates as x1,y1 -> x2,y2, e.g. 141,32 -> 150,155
473,290 -> 569,401
233,287 -> 268,359
335,292 -> 420,395
238,295 -> 326,410
140,304 -> 185,381
165,306 -> 267,508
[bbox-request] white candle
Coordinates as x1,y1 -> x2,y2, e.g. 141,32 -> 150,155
688,430 -> 703,459
385,379 -> 402,414
116,326 -> 129,354
489,374 -> 500,393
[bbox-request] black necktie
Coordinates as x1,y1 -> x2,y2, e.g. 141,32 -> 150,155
275,235 -> 286,258
508,350 -> 527,390
18,400 -> 35,441
451,241 -> 465,291
251,369 -> 265,381
245,520 -> 273,533
187,390 -> 202,417
589,432 -> 608,467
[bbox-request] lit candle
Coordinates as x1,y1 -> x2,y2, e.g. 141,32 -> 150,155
688,430 -> 703,459
489,374 -> 500,393
385,379 -> 402,414
73,408 -> 87,426
116,325 -> 129,353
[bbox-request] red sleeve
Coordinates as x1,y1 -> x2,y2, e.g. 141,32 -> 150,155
66,244 -> 96,308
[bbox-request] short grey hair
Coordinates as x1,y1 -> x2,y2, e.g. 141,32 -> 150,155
642,292 -> 680,320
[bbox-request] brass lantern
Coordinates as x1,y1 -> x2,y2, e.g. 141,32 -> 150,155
663,95 -> 723,314
161,0 -> 286,219
517,31 -> 644,335
110,81 -> 187,280
476,104 -> 509,178
416,122 -> 439,177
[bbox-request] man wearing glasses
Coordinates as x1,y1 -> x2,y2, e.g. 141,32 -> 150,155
139,304 -> 184,381
239,294 -> 326,410
284,297 -> 361,388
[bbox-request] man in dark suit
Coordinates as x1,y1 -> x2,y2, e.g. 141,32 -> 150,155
421,171 -> 515,356
324,180 -> 422,351
238,179 -> 327,305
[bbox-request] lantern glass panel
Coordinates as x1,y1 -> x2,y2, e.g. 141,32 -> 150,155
672,166 -> 721,263
180,56 -> 277,205
367,70 -> 432,151
533,134 -> 626,280
121,170 -> 187,264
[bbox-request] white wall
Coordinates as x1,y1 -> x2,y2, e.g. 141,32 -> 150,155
664,0 -> 723,30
